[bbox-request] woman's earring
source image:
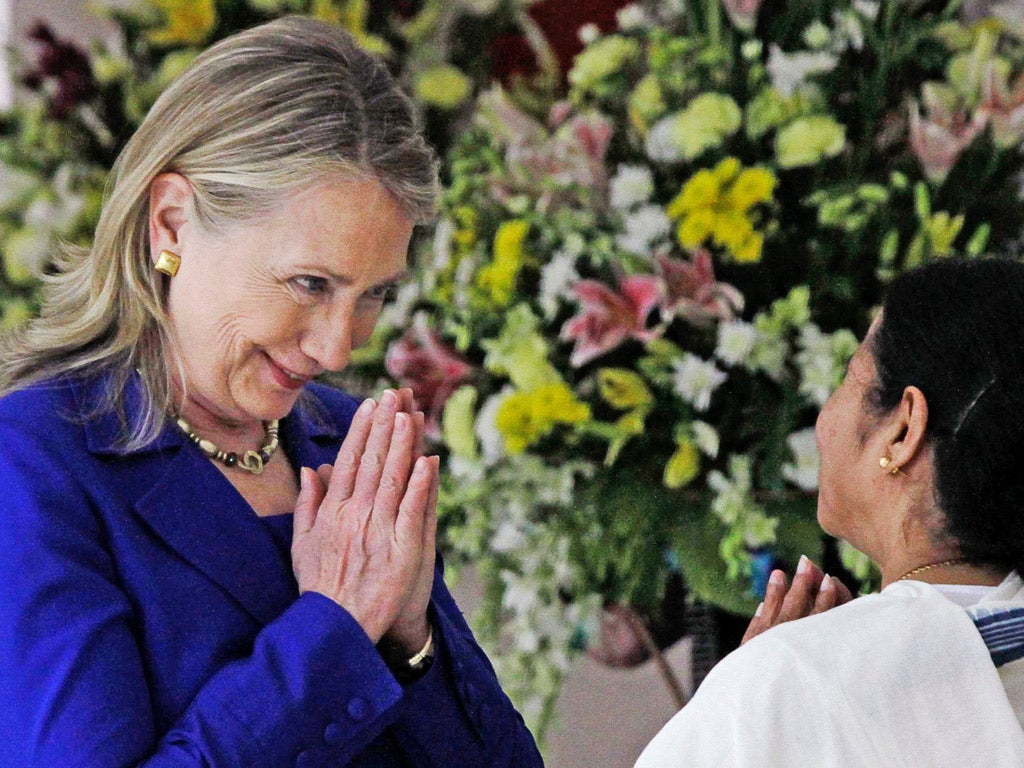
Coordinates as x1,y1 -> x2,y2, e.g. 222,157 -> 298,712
879,456 -> 902,476
154,250 -> 181,277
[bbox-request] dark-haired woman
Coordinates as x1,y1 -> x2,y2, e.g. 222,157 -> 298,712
636,258 -> 1024,767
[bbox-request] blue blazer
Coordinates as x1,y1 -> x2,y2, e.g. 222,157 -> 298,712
0,374 -> 543,767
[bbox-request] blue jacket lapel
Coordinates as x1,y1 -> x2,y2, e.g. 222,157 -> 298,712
133,448 -> 296,625
82,376 -> 348,626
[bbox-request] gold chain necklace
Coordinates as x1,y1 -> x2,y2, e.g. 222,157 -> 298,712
897,558 -> 969,581
175,415 -> 280,476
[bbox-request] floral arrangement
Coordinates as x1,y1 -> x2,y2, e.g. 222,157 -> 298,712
0,0 -> 552,322
352,0 -> 1024,735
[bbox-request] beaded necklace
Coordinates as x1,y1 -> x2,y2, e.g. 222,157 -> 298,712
175,415 -> 280,476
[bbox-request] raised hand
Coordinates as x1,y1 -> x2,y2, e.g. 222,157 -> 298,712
291,389 -> 438,644
741,556 -> 854,645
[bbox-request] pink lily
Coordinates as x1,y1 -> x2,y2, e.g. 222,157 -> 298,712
977,66 -> 1024,149
908,99 -> 987,184
548,99 -> 573,128
571,112 -> 613,162
656,249 -> 744,326
384,316 -> 475,437
560,274 -> 662,368
721,0 -> 764,33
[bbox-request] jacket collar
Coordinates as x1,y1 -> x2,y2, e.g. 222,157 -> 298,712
78,371 -> 348,625
81,372 -> 345,457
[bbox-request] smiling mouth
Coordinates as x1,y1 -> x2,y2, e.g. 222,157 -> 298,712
265,352 -> 317,388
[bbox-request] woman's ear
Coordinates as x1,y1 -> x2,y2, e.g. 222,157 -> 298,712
888,385 -> 929,469
148,173 -> 193,263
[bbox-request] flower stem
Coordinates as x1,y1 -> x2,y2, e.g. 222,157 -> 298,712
623,608 -> 688,710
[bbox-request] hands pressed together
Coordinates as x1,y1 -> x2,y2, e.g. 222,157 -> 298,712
741,556 -> 855,645
291,389 -> 439,654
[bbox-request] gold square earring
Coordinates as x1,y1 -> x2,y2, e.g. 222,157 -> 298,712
879,456 -> 902,476
155,250 -> 181,277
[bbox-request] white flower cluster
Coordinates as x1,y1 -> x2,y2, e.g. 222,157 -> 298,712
708,455 -> 778,549
610,165 -> 671,260
539,249 -> 581,319
672,353 -> 727,412
795,324 -> 859,407
610,164 -> 655,210
5,163 -> 87,280
714,319 -> 787,381
445,452 -> 600,731
766,45 -> 838,98
781,428 -> 819,491
615,3 -> 652,31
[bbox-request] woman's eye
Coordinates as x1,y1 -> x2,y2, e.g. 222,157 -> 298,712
293,275 -> 329,295
364,283 -> 398,303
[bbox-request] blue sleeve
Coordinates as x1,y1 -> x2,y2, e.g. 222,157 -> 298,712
0,425 -> 404,768
387,560 -> 544,767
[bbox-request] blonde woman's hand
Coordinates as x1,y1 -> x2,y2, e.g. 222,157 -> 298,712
382,389 -> 438,654
741,556 -> 854,645
291,389 -> 437,643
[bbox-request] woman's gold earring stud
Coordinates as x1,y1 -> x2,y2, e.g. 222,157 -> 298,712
879,456 -> 901,475
154,250 -> 181,277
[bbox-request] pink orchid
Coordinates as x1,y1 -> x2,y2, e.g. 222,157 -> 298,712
909,100 -> 987,183
475,88 -> 615,211
560,274 -> 662,368
571,112 -> 614,162
721,0 -> 764,32
977,66 -> 1024,149
475,85 -> 546,147
656,249 -> 744,326
384,316 -> 475,437
548,99 -> 573,128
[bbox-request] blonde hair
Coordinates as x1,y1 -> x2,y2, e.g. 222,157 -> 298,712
0,16 -> 439,448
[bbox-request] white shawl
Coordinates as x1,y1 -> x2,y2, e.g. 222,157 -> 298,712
634,573 -> 1024,767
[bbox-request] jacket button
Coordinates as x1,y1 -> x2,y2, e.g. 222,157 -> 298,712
324,722 -> 343,745
347,697 -> 371,722
295,748 -> 313,768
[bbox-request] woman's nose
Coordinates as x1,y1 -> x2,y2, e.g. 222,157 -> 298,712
300,309 -> 353,372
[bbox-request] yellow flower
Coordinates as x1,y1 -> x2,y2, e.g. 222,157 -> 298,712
312,0 -> 390,56
712,157 -> 742,184
597,368 -> 653,410
733,232 -> 765,264
495,383 -> 591,454
677,209 -> 717,249
146,0 -> 216,46
726,167 -> 777,212
453,206 -> 478,252
775,115 -> 846,169
628,74 -> 667,133
664,439 -> 700,489
925,211 -> 965,256
476,219 -> 530,307
442,386 -> 479,460
0,297 -> 33,330
414,65 -> 472,110
604,407 -> 648,465
569,35 -> 640,93
712,210 -> 755,252
667,170 -> 720,219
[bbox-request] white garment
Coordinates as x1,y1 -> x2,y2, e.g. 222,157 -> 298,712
634,573 -> 1024,768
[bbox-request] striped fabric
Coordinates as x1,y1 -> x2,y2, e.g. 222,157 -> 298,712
969,606 -> 1024,667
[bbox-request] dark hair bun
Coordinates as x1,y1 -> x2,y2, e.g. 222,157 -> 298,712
870,258 -> 1024,574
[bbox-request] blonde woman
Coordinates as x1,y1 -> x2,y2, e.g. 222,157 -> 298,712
0,18 -> 542,767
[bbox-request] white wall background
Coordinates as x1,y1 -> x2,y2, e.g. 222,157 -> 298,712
0,0 -> 12,109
